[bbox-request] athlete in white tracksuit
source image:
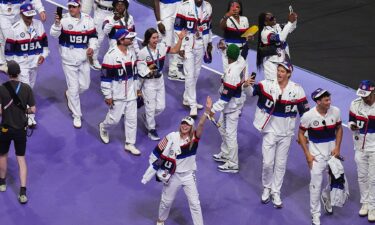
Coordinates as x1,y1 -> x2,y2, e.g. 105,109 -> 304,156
5,11 -> 48,88
298,88 -> 343,225
246,63 -> 309,207
256,11 -> 297,80
137,28 -> 185,141
174,0 -> 212,117
5,3 -> 49,127
210,45 -> 248,173
154,0 -> 184,81
102,0 -> 139,53
141,96 -> 212,225
50,0 -> 98,128
0,0 -> 45,65
349,80 -> 375,221
219,0 -> 249,72
98,29 -> 141,156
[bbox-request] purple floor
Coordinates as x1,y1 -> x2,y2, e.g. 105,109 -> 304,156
0,1 -> 364,225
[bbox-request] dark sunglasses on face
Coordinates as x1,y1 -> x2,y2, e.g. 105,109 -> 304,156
268,16 -> 275,21
68,5 -> 79,9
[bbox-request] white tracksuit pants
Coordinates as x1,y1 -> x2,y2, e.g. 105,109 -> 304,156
263,60 -> 277,81
101,99 -> 137,145
261,132 -> 292,194
19,67 -> 38,89
159,170 -> 204,225
93,7 -> 112,61
355,150 -> 375,210
218,110 -> 241,166
142,76 -> 165,130
160,16 -> 181,74
183,46 -> 204,108
62,62 -> 90,118
310,156 -> 329,218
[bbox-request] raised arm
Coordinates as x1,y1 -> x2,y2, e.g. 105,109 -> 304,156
169,29 -> 187,54
195,96 -> 212,138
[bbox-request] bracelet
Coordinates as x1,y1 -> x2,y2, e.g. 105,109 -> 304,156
157,21 -> 162,25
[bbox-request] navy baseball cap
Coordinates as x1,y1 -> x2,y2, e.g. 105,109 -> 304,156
114,29 -> 137,40
20,3 -> 36,17
278,62 -> 293,72
357,80 -> 375,97
311,88 -> 328,101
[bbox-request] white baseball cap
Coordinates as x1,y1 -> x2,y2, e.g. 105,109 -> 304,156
181,116 -> 194,126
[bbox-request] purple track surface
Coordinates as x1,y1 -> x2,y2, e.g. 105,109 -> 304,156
0,1 -> 364,225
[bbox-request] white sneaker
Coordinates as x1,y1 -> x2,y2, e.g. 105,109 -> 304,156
212,152 -> 228,163
148,129 -> 160,141
124,143 -> 141,156
73,116 -> 82,129
369,209 -> 375,222
218,162 -> 239,173
311,214 -> 320,225
359,203 -> 369,217
168,70 -> 185,82
261,187 -> 271,204
156,221 -> 164,225
189,107 -> 198,118
182,100 -> 203,110
99,123 -> 109,144
0,184 -> 6,192
90,59 -> 101,70
321,193 -> 333,214
271,192 -> 283,208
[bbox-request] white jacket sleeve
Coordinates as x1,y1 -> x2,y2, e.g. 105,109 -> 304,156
101,53 -> 113,99
50,23 -> 62,38
102,17 -> 115,35
32,0 -> 45,13
278,22 -> 294,42
81,0 -> 94,14
88,18 -> 98,50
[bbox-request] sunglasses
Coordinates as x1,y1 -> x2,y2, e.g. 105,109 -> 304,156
68,5 -> 79,9
269,16 -> 275,21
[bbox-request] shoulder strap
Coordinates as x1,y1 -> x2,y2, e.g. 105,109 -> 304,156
3,81 -> 26,111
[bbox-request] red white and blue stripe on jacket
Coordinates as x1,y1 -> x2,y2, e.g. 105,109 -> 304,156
5,33 -> 48,56
253,82 -> 309,118
59,28 -> 97,49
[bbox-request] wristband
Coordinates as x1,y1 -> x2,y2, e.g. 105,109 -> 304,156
157,21 -> 162,25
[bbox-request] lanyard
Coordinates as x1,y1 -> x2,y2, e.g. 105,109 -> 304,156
146,46 -> 160,71
15,82 -> 21,94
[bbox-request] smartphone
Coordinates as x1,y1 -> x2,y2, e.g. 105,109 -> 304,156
56,6 -> 63,19
289,5 -> 293,14
251,72 -> 256,79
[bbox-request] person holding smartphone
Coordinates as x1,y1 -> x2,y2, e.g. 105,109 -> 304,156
349,80 -> 375,222
50,0 -> 98,129
218,0 -> 250,72
244,62 -> 309,207
208,44 -> 250,173
137,28 -> 186,141
4,3 -> 49,127
256,10 -> 297,80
